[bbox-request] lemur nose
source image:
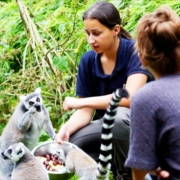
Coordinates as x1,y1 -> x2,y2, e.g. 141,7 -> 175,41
34,104 -> 41,112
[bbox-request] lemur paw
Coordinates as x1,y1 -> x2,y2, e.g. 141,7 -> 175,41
29,106 -> 36,114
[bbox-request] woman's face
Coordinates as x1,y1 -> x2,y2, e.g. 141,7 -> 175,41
84,18 -> 119,54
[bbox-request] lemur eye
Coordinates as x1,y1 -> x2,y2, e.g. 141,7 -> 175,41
29,101 -> 34,105
17,149 -> 22,155
36,97 -> 40,102
7,149 -> 12,154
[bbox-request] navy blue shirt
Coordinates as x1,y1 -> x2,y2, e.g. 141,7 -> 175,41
76,37 -> 153,118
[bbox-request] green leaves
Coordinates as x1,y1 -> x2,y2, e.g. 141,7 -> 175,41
1,0 -> 179,142
53,56 -> 68,73
119,0 -> 180,37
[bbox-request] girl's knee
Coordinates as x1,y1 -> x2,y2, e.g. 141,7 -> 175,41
113,107 -> 130,138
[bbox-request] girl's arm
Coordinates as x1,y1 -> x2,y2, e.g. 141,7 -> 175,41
62,107 -> 94,135
55,107 -> 94,144
63,73 -> 148,110
132,168 -> 170,180
55,73 -> 148,143
132,168 -> 149,180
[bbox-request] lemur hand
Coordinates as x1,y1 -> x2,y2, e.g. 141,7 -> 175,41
29,106 -> 36,114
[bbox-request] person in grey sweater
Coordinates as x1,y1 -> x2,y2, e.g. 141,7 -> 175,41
125,5 -> 180,180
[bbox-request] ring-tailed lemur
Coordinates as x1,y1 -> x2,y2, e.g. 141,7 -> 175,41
0,88 -> 55,179
56,88 -> 129,180
1,142 -> 49,180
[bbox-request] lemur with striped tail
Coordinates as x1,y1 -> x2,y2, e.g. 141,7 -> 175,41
56,88 -> 129,180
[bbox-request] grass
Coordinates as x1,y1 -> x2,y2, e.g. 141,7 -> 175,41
69,171 -> 114,180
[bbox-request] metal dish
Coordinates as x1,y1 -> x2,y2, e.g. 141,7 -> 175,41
32,141 -> 75,180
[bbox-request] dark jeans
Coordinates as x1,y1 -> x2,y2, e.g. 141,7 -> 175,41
69,107 -> 132,179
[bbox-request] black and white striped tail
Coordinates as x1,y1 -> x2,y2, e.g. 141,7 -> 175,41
96,88 -> 129,179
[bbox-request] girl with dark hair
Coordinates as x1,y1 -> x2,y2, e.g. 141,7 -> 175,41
125,5 -> 180,180
55,1 -> 153,179
82,1 -> 132,40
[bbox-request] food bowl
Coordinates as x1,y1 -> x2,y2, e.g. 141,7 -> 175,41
32,141 -> 75,180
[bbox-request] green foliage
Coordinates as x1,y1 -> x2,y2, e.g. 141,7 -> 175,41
119,0 -> 180,36
0,0 -> 95,134
69,171 -> 114,180
38,130 -> 53,142
2,0 -> 179,179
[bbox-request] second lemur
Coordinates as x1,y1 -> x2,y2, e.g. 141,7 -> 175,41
1,142 -> 49,180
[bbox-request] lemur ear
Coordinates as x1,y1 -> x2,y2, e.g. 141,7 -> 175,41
19,95 -> 26,102
34,87 -> 41,94
19,142 -> 24,146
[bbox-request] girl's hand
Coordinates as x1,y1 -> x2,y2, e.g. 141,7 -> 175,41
63,97 -> 83,111
148,167 -> 170,179
54,128 -> 70,144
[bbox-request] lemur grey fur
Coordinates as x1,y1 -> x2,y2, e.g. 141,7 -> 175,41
1,142 -> 49,180
56,144 -> 98,180
0,88 -> 55,179
56,88 -> 129,180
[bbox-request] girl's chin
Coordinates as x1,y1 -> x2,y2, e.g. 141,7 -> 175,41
92,49 -> 102,54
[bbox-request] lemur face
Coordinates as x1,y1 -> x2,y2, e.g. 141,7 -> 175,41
20,88 -> 43,112
56,149 -> 66,162
25,95 -> 42,112
1,143 -> 25,163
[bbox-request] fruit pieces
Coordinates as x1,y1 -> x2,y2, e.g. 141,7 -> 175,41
36,153 -> 65,172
